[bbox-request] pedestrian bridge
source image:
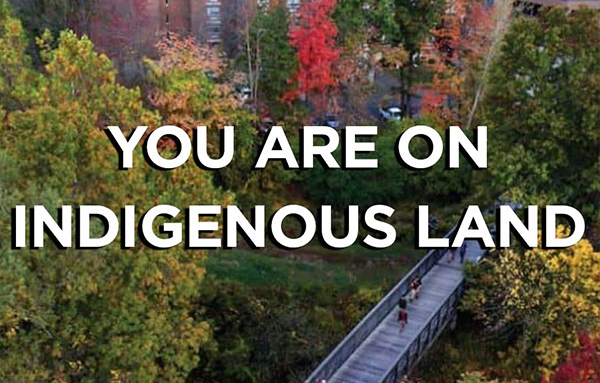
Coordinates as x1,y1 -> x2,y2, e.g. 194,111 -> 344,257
304,231 -> 487,383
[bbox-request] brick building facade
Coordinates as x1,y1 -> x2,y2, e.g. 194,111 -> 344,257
87,0 -> 310,62
89,0 -> 250,60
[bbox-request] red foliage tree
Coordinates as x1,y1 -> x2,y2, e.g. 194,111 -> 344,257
420,0 -> 494,119
285,0 -> 341,111
546,333 -> 600,383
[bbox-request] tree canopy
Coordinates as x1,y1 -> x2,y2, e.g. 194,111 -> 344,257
546,333 -> 600,383
0,6 -> 228,381
483,8 -> 600,238
463,227 -> 600,378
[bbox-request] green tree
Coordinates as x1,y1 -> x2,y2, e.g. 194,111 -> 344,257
0,0 -> 40,111
462,228 -> 600,379
7,0 -> 94,37
246,6 -> 297,108
482,9 -> 600,240
0,20 -> 226,383
190,279 -> 381,383
304,120 -> 472,208
303,122 -> 408,208
333,0 -> 368,46
370,0 -> 443,112
370,0 -> 442,53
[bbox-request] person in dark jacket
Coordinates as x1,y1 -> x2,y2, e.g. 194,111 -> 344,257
398,298 -> 408,332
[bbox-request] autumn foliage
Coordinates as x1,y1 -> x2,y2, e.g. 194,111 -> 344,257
463,227 -> 600,377
145,33 -> 241,142
285,0 -> 340,110
420,0 -> 494,119
546,334 -> 600,383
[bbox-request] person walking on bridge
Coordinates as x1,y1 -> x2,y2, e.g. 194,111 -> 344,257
398,298 -> 408,332
447,247 -> 457,263
409,275 -> 422,302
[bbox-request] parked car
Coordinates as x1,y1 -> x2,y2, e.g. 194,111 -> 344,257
235,85 -> 252,102
257,117 -> 275,134
205,69 -> 217,81
379,106 -> 403,122
319,113 -> 340,129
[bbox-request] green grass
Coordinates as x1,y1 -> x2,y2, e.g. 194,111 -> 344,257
206,200 -> 469,291
301,239 -> 421,261
206,240 -> 425,291
207,249 -> 354,288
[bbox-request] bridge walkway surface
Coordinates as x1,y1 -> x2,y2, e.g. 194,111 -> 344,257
305,238 -> 487,383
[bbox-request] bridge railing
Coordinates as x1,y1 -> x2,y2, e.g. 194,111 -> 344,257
378,279 -> 464,383
303,226 -> 458,383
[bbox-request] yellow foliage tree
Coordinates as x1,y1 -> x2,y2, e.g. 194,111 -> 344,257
463,227 -> 600,378
458,371 -> 526,383
0,7 -> 229,382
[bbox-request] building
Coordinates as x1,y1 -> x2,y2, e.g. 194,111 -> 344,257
523,0 -> 600,7
89,0 -> 227,59
88,0 -> 299,62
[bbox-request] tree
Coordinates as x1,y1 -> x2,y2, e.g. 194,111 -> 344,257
285,0 -> 341,111
481,9 -> 600,242
145,34 -> 248,137
370,0 -> 442,53
370,0 -> 444,113
332,0 -> 368,48
7,0 -> 95,38
420,0 -> 496,121
244,5 -> 297,108
330,0 -> 376,122
0,16 -> 227,382
189,278 -> 382,383
463,0 -> 513,128
0,0 -> 39,111
458,372 -> 525,383
144,32 -> 275,210
332,0 -> 370,84
304,118 -> 472,208
463,227 -> 600,378
419,0 -> 514,124
546,333 -> 600,383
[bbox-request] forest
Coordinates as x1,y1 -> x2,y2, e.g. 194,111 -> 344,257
0,0 -> 599,383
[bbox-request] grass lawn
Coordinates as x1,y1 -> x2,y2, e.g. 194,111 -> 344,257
206,240 -> 424,291
206,201 -> 469,291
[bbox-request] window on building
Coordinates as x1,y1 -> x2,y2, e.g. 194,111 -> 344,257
207,6 -> 220,17
287,0 -> 300,12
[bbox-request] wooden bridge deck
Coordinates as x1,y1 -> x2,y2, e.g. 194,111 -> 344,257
327,241 -> 487,383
